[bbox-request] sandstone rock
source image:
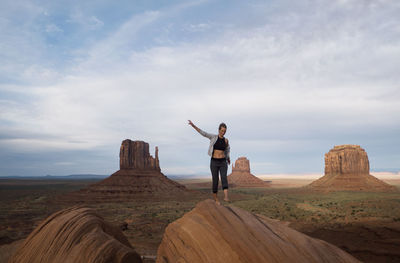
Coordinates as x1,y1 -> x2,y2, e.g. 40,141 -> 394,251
0,239 -> 24,263
120,222 -> 128,231
156,199 -> 360,263
232,156 -> 251,172
80,169 -> 189,199
9,206 -> 142,263
228,157 -> 270,187
325,145 -> 369,176
68,139 -> 194,201
306,145 -> 397,192
120,140 -> 160,170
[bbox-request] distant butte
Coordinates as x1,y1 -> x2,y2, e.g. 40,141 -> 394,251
305,144 -> 397,192
228,157 -> 270,187
71,139 -> 193,200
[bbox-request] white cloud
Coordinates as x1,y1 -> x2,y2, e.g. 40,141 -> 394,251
67,11 -> 104,30
1,0 -> 399,174
45,24 -> 63,33
183,22 -> 212,32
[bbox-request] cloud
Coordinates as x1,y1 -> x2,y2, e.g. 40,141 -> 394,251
45,24 -> 63,33
67,11 -> 104,30
183,22 -> 212,32
1,0 -> 399,176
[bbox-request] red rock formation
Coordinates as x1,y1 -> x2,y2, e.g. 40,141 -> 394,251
156,199 -> 360,263
228,157 -> 270,187
120,140 -> 160,170
9,207 -> 142,263
306,145 -> 397,192
70,140 -> 192,200
325,145 -> 369,176
232,156 -> 251,172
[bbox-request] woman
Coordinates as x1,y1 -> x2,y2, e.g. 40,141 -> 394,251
188,120 -> 230,204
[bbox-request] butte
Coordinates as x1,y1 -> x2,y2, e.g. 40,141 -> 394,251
71,139 -> 193,201
228,157 -> 270,188
305,144 -> 397,192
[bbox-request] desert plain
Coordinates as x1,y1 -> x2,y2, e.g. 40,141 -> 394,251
1,175 -> 399,263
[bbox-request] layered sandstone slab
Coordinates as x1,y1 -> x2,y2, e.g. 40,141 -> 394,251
71,139 -> 191,200
156,199 -> 360,263
228,157 -> 270,187
306,145 -> 397,192
9,207 -> 142,263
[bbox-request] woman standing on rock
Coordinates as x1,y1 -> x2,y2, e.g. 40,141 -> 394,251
188,120 -> 230,204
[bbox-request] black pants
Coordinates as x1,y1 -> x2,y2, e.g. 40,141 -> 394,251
210,158 -> 228,193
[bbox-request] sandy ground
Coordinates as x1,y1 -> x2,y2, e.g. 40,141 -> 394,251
1,176 -> 399,263
267,178 -> 314,188
175,175 -> 400,189
176,178 -> 315,188
382,179 -> 400,186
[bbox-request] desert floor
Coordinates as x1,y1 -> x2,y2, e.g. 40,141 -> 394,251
1,177 -> 399,263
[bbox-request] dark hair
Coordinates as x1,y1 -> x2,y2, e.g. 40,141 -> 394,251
218,122 -> 227,130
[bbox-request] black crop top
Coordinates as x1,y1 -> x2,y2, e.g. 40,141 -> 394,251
213,136 -> 226,151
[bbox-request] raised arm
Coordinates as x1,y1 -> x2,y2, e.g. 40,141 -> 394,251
188,120 -> 214,139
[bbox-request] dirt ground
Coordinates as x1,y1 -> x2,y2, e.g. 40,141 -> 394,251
1,177 -> 399,263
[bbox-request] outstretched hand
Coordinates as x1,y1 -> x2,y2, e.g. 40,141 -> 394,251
188,120 -> 194,127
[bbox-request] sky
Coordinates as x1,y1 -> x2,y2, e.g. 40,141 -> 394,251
0,0 -> 399,177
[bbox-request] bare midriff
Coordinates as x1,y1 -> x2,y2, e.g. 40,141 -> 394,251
212,149 -> 225,159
